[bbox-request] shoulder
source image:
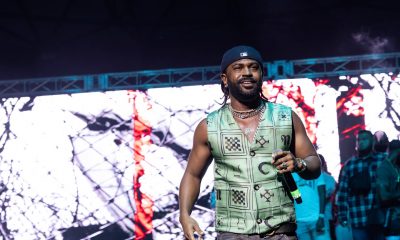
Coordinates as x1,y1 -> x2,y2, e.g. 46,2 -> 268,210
207,104 -> 228,119
373,152 -> 388,162
268,101 -> 293,112
192,118 -> 210,146
268,101 -> 288,108
343,156 -> 356,168
206,105 -> 227,130
193,117 -> 207,134
265,101 -> 294,121
338,157 -> 354,175
323,172 -> 335,180
323,172 -> 337,184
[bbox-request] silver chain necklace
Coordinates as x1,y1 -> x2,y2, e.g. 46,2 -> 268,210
229,102 -> 265,119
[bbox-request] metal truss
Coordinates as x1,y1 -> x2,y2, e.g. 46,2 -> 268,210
1,52 -> 400,98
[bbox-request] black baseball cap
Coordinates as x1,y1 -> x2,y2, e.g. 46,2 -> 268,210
220,45 -> 264,73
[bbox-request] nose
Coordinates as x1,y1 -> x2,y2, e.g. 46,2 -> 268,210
243,67 -> 253,76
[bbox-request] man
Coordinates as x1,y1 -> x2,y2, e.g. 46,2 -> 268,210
333,166 -> 353,240
318,154 -> 337,240
292,162 -> 326,240
293,154 -> 336,240
179,45 -> 321,239
336,130 -> 385,240
373,130 -> 389,157
376,140 -> 400,240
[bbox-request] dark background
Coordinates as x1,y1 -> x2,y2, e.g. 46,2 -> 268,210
1,0 -> 399,81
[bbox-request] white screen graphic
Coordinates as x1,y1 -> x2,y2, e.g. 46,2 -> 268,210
0,74 -> 399,239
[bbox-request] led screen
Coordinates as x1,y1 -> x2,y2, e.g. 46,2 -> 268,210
0,73 -> 399,239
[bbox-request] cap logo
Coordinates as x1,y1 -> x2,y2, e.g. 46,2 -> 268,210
240,52 -> 248,57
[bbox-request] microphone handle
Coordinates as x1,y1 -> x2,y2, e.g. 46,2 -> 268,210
282,172 -> 302,204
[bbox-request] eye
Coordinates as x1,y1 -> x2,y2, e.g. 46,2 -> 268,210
232,65 -> 242,70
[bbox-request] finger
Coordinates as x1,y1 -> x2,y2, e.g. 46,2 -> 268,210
278,161 -> 296,173
271,149 -> 285,163
185,232 -> 195,240
272,154 -> 285,165
277,157 -> 293,168
278,167 -> 292,173
281,155 -> 297,167
193,225 -> 204,238
273,149 -> 287,158
273,151 -> 293,165
272,149 -> 283,157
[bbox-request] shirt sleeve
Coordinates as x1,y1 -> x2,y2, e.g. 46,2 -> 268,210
336,163 -> 349,221
377,160 -> 400,202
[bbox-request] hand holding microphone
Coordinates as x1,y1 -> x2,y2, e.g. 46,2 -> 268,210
272,149 -> 303,204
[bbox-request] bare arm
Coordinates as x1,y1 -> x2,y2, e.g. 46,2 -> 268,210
272,111 -> 321,179
292,111 -> 321,179
179,119 -> 213,239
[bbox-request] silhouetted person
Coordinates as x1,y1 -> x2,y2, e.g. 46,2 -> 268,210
336,130 -> 385,240
373,130 -> 389,156
376,140 -> 400,240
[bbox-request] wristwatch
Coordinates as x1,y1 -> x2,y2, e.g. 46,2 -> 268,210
294,158 -> 307,173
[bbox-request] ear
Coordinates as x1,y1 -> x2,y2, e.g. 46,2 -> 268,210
220,73 -> 228,87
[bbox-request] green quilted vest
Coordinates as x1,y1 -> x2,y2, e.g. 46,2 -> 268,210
207,101 -> 295,234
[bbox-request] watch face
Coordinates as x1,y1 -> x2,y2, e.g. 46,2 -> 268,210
301,159 -> 307,167
294,158 -> 307,173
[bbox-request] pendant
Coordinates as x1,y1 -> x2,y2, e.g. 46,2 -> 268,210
244,127 -> 252,135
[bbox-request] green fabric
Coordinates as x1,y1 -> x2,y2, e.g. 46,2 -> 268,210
207,101 -> 295,234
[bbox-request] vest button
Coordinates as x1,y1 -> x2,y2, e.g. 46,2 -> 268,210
256,218 -> 262,224
254,184 -> 260,191
250,150 -> 256,156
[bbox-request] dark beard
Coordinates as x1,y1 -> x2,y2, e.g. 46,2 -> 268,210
227,77 -> 262,103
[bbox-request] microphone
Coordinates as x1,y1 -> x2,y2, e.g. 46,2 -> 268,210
273,149 -> 302,204
281,172 -> 302,204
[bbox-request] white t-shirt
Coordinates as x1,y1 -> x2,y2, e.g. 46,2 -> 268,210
293,173 -> 326,222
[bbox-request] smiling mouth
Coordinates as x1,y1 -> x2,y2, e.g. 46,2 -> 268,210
239,78 -> 256,84
240,81 -> 256,87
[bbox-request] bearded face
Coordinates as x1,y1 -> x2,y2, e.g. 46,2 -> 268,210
226,76 -> 263,102
222,59 -> 263,103
356,132 -> 373,155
